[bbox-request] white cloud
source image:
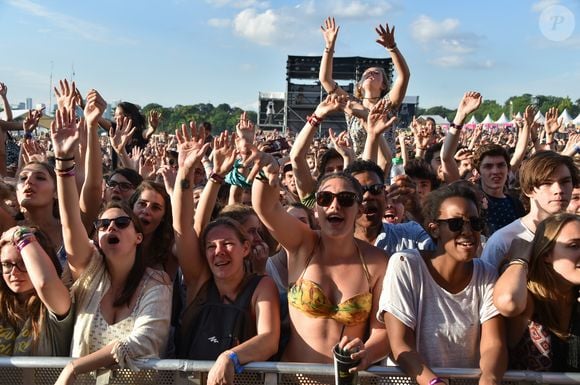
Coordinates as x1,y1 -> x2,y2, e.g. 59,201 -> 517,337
531,0 -> 561,13
208,18 -> 231,28
333,0 -> 392,18
411,15 -> 489,70
233,8 -> 280,46
7,0 -> 136,44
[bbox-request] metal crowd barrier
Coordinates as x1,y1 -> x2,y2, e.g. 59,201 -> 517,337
0,358 -> 578,385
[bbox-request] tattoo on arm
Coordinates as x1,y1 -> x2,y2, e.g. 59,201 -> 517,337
180,179 -> 191,190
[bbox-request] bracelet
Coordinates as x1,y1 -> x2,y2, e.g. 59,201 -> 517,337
387,44 -> 397,52
508,258 -> 529,267
226,351 -> 244,374
324,47 -> 334,54
429,377 -> 446,385
57,169 -> 76,178
307,114 -> 323,127
449,123 -> 463,135
12,226 -> 34,245
330,81 -> 339,94
55,164 -> 75,173
55,156 -> 75,162
209,172 -> 225,184
16,236 -> 36,252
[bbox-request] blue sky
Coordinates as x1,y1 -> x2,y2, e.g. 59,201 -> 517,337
1,0 -> 579,112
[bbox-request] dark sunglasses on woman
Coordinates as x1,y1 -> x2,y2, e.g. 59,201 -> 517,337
94,216 -> 133,231
315,191 -> 360,207
436,217 -> 485,232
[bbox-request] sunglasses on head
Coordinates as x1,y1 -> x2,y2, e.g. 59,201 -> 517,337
106,180 -> 134,192
315,191 -> 359,207
1,260 -> 27,274
436,217 -> 485,232
94,216 -> 133,231
361,183 -> 384,196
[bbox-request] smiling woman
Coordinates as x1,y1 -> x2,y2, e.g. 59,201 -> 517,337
379,182 -> 507,385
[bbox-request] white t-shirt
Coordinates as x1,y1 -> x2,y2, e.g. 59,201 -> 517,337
378,249 -> 499,368
480,218 -> 534,270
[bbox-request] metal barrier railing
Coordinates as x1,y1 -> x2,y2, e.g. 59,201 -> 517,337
0,358 -> 578,385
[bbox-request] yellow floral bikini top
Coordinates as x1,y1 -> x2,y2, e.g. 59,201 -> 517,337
287,241 -> 372,327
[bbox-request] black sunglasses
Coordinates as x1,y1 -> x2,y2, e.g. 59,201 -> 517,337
94,216 -> 133,231
315,191 -> 360,207
1,261 -> 27,274
106,180 -> 134,192
361,183 -> 384,196
436,217 -> 485,232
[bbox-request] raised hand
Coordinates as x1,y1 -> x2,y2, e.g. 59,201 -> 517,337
375,22 -> 396,49
54,79 -> 77,112
367,99 -> 398,136
243,145 -> 280,186
544,107 -> 562,135
148,110 -> 160,130
320,16 -> 340,49
50,107 -> 79,158
176,121 -> 210,170
84,89 -> 106,128
22,109 -> 42,133
0,82 -> 7,97
329,128 -> 354,160
22,139 -> 47,164
212,130 -> 237,177
109,116 -> 136,154
314,94 -> 347,118
455,91 -> 482,123
236,111 -> 255,143
139,155 -> 157,180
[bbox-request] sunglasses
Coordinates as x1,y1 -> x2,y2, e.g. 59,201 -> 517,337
94,216 -> 133,231
436,217 -> 485,232
315,191 -> 360,207
106,180 -> 134,192
1,261 -> 27,274
361,183 -> 384,196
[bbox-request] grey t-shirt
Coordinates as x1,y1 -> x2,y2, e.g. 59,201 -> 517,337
480,218 -> 534,270
378,249 -> 499,368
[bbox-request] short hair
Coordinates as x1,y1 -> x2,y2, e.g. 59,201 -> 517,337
424,142 -> 443,166
405,158 -> 440,189
344,159 -> 384,183
108,168 -> 143,189
519,151 -> 579,196
318,148 -> 343,175
422,181 -> 480,231
473,144 -> 510,172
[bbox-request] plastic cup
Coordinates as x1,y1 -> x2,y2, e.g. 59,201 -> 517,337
333,344 -> 360,385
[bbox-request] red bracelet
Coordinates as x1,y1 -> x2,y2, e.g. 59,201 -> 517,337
209,172 -> 225,184
307,114 -> 323,127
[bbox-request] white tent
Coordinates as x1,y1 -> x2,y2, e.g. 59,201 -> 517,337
534,111 -> 545,124
481,114 -> 494,124
467,115 -> 479,124
514,111 -> 523,120
574,113 -> 580,125
495,113 -> 510,124
559,108 -> 574,125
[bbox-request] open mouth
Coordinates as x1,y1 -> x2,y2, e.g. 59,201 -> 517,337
107,235 -> 120,245
140,217 -> 151,226
327,214 -> 344,224
215,260 -> 230,267
457,240 -> 475,248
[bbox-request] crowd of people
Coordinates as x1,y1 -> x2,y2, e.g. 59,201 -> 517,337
0,15 -> 579,385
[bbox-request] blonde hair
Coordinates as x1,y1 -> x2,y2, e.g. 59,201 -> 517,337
527,213 -> 580,338
354,67 -> 389,99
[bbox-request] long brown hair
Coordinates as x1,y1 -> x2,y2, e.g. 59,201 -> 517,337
0,227 -> 60,350
528,213 -> 580,338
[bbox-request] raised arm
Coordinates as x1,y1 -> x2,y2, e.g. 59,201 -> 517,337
375,23 -> 410,107
0,82 -> 13,122
363,99 -> 398,164
290,94 -> 346,201
51,107 -> 93,280
510,105 -> 533,169
109,116 -> 136,168
194,131 -> 237,236
441,92 -> 482,183
172,122 -> 210,292
318,17 -> 348,98
79,89 -> 106,231
12,226 -> 71,317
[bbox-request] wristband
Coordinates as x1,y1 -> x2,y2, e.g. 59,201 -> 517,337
508,258 -> 529,268
429,377 -> 446,385
55,164 -> 75,173
324,47 -> 334,54
387,44 -> 397,52
448,123 -> 463,135
55,156 -> 75,162
209,172 -> 225,184
16,236 -> 36,253
24,132 -> 33,140
307,114 -> 323,127
227,351 -> 244,374
12,226 -> 34,244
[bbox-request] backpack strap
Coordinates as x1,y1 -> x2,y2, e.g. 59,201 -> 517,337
233,273 -> 264,308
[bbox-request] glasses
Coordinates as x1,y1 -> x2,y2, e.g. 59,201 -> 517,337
94,216 -> 133,231
436,217 -> 485,232
361,183 -> 384,196
106,180 -> 134,192
1,261 -> 27,274
315,191 -> 359,207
